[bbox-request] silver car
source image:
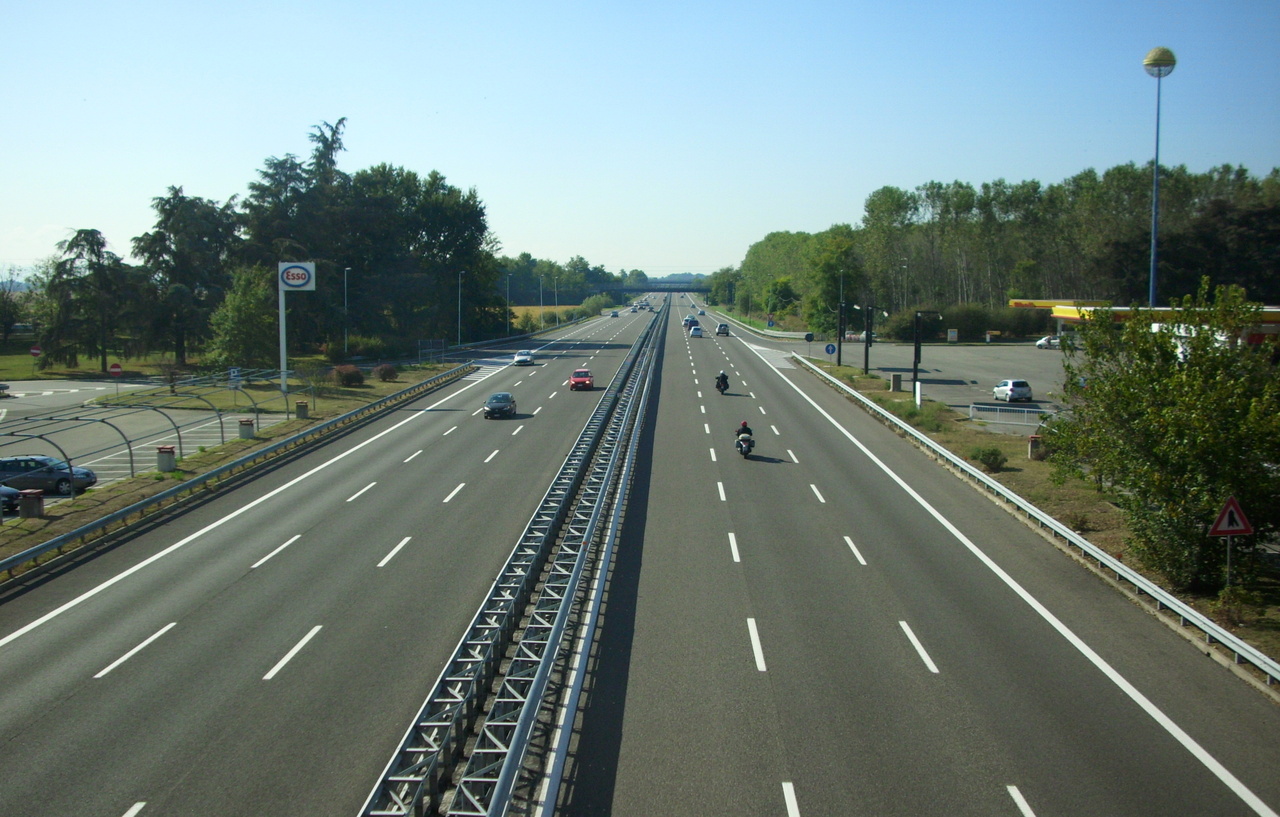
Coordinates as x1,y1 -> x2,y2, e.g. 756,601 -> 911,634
0,455 -> 97,495
512,350 -> 534,366
993,379 -> 1033,402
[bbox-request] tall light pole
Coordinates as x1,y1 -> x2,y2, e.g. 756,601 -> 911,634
457,269 -> 465,347
343,267 -> 351,355
506,273 -> 512,337
553,276 -> 560,327
538,276 -> 545,329
1144,46 -> 1176,308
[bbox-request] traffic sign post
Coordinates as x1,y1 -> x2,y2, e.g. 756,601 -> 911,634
278,263 -> 317,416
29,344 -> 41,376
1209,496 -> 1253,588
108,362 -> 122,397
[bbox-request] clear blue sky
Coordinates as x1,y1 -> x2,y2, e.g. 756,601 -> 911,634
3,0 -> 1277,277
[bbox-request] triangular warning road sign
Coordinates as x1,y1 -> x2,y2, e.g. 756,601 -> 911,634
1209,496 -> 1253,537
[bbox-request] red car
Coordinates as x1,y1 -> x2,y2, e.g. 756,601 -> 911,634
569,369 -> 594,390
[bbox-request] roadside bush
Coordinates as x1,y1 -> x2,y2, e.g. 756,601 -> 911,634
374,363 -> 398,382
969,446 -> 1008,472
332,364 -> 365,387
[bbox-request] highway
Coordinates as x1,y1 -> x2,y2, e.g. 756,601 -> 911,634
1,302 -> 1278,817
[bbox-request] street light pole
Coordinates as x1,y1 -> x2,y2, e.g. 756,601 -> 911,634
343,267 -> 351,356
835,273 -> 845,368
457,269 -> 465,347
1144,47 -> 1176,308
538,276 -> 545,329
554,277 -> 560,327
506,273 -> 512,337
912,310 -> 942,393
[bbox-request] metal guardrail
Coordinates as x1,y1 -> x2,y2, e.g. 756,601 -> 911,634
968,403 -> 1047,426
794,354 -> 1280,688
360,309 -> 661,817
0,364 -> 476,579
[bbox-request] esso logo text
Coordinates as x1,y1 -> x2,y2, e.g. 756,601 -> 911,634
281,266 -> 312,286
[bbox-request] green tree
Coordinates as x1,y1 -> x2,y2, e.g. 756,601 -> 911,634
1047,280 -> 1280,590
45,229 -> 139,371
204,266 -> 278,368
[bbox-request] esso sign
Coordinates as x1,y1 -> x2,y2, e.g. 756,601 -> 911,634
278,262 -> 316,291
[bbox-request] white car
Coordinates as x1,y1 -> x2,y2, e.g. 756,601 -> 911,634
993,379 -> 1033,402
512,350 -> 534,366
1035,335 -> 1061,350
689,326 -> 704,338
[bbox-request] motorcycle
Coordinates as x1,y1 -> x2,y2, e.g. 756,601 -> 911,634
735,432 -> 754,458
715,378 -> 728,395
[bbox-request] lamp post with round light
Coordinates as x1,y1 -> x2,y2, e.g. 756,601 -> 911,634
1144,46 -> 1176,308
457,269 -> 465,347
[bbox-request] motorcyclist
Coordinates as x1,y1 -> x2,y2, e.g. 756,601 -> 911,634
715,371 -> 729,392
734,420 -> 754,438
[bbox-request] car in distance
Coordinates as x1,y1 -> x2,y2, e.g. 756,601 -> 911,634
569,369 -> 594,390
0,455 -> 97,495
689,326 -> 704,338
610,311 -> 619,317
697,309 -> 706,315
1035,335 -> 1061,350
483,392 -> 518,418
993,379 -> 1033,402
715,323 -> 729,336
512,350 -> 534,366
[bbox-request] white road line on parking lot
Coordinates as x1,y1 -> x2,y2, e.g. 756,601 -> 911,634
264,625 -> 322,680
810,484 -> 825,503
377,536 -> 412,568
346,482 -> 376,502
844,536 -> 867,566
900,621 -> 939,673
728,532 -> 740,562
443,483 -> 465,503
252,535 -> 301,569
717,481 -> 726,502
404,450 -> 422,462
1007,786 -> 1037,816
95,622 -> 176,678
747,618 -> 767,671
782,782 -> 801,817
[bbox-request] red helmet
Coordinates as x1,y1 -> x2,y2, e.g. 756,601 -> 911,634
740,421 -> 748,427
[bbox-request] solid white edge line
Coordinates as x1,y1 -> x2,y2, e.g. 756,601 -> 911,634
747,618 -> 767,671
377,536 -> 412,568
443,483 -> 466,503
899,620 -> 940,673
94,622 -> 177,678
485,449 -> 499,463
844,535 -> 867,566
251,534 -> 301,569
717,481 -> 726,502
346,481 -> 376,502
1007,785 -> 1037,816
728,532 -> 740,563
747,345 -> 1280,817
0,367 -> 499,650
782,782 -> 801,817
263,625 -> 322,680
810,484 -> 826,503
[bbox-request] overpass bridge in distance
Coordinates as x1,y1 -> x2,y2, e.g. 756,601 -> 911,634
595,281 -> 709,294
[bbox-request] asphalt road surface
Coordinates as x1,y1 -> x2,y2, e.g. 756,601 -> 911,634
1,306 -> 1278,817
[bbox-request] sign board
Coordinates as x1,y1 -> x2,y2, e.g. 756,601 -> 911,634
1209,496 -> 1253,537
228,367 -> 242,390
278,262 -> 316,291
804,333 -> 814,343
767,320 -> 775,328
947,328 -> 958,343
825,343 -> 836,355
29,345 -> 41,358
108,363 -> 122,377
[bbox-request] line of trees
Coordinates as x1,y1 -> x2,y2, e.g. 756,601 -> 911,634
17,119 -> 642,372
705,163 -> 1280,336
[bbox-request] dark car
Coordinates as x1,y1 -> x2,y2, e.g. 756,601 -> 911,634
483,392 -> 518,419
0,484 -> 19,512
0,455 -> 97,495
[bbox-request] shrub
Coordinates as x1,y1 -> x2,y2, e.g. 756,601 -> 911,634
970,446 -> 1008,472
374,363 -> 398,382
332,364 -> 365,387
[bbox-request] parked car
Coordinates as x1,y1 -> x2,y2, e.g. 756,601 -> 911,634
690,326 -> 704,338
993,379 -> 1033,402
482,392 -> 518,418
716,323 -> 730,336
569,369 -> 594,390
512,350 -> 534,366
0,455 -> 97,495
0,484 -> 20,512
1035,335 -> 1061,350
